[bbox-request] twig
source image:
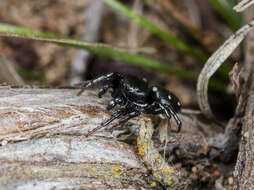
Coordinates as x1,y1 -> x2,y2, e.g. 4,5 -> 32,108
69,0 -> 105,85
197,20 -> 254,119
137,118 -> 191,188
234,0 -> 254,12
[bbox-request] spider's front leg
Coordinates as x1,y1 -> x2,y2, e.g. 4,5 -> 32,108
98,83 -> 113,98
106,97 -> 124,110
158,104 -> 181,133
171,112 -> 181,133
144,103 -> 163,115
86,107 -> 130,136
107,111 -> 140,132
77,72 -> 119,96
103,87 -> 126,110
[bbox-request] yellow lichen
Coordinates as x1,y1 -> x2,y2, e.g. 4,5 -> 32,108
146,164 -> 152,170
167,176 -> 173,185
151,182 -> 157,187
139,151 -> 145,157
163,167 -> 169,175
114,165 -> 120,171
111,168 -> 115,174
147,120 -> 152,126
156,177 -> 161,182
115,173 -> 120,178
137,137 -> 141,145
75,170 -> 81,176
91,167 -> 96,171
51,171 -> 56,177
137,118 -> 185,188
104,174 -> 109,179
138,145 -> 146,157
142,142 -> 148,148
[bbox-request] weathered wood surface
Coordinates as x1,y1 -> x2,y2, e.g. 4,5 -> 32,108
0,88 -> 149,190
0,88 -> 120,142
233,8 -> 254,190
0,88 -> 225,189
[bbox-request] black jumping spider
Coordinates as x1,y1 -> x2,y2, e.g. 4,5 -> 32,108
78,72 -> 182,136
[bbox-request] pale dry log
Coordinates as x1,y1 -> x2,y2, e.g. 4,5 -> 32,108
0,88 -> 150,190
0,88 -> 225,189
0,88 -> 115,142
234,0 -> 254,12
69,0 -> 105,85
233,7 -> 254,190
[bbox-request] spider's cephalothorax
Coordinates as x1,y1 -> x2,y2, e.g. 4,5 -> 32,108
78,72 -> 182,136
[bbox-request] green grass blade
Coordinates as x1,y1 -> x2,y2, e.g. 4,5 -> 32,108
0,23 -> 226,91
104,0 -> 208,63
209,0 -> 242,31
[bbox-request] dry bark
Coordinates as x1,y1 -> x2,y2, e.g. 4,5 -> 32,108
0,87 -> 226,189
0,88 -> 150,190
233,8 -> 254,190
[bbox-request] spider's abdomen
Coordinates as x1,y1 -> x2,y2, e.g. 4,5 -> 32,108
120,75 -> 149,103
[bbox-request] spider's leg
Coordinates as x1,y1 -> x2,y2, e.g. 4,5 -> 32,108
171,111 -> 181,132
106,97 -> 125,110
111,88 -> 121,98
78,72 -> 118,96
86,108 -> 128,136
159,104 -> 181,133
98,83 -> 113,98
145,104 -> 163,114
85,124 -> 105,137
166,104 -> 181,132
107,111 -> 140,131
77,88 -> 86,96
102,108 -> 129,127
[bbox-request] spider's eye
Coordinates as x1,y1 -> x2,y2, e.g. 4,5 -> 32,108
168,95 -> 172,100
152,86 -> 158,92
142,78 -> 147,82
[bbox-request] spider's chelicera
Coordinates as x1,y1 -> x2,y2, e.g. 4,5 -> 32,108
78,72 -> 182,136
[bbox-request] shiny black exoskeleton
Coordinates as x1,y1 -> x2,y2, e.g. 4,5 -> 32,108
78,72 -> 182,136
